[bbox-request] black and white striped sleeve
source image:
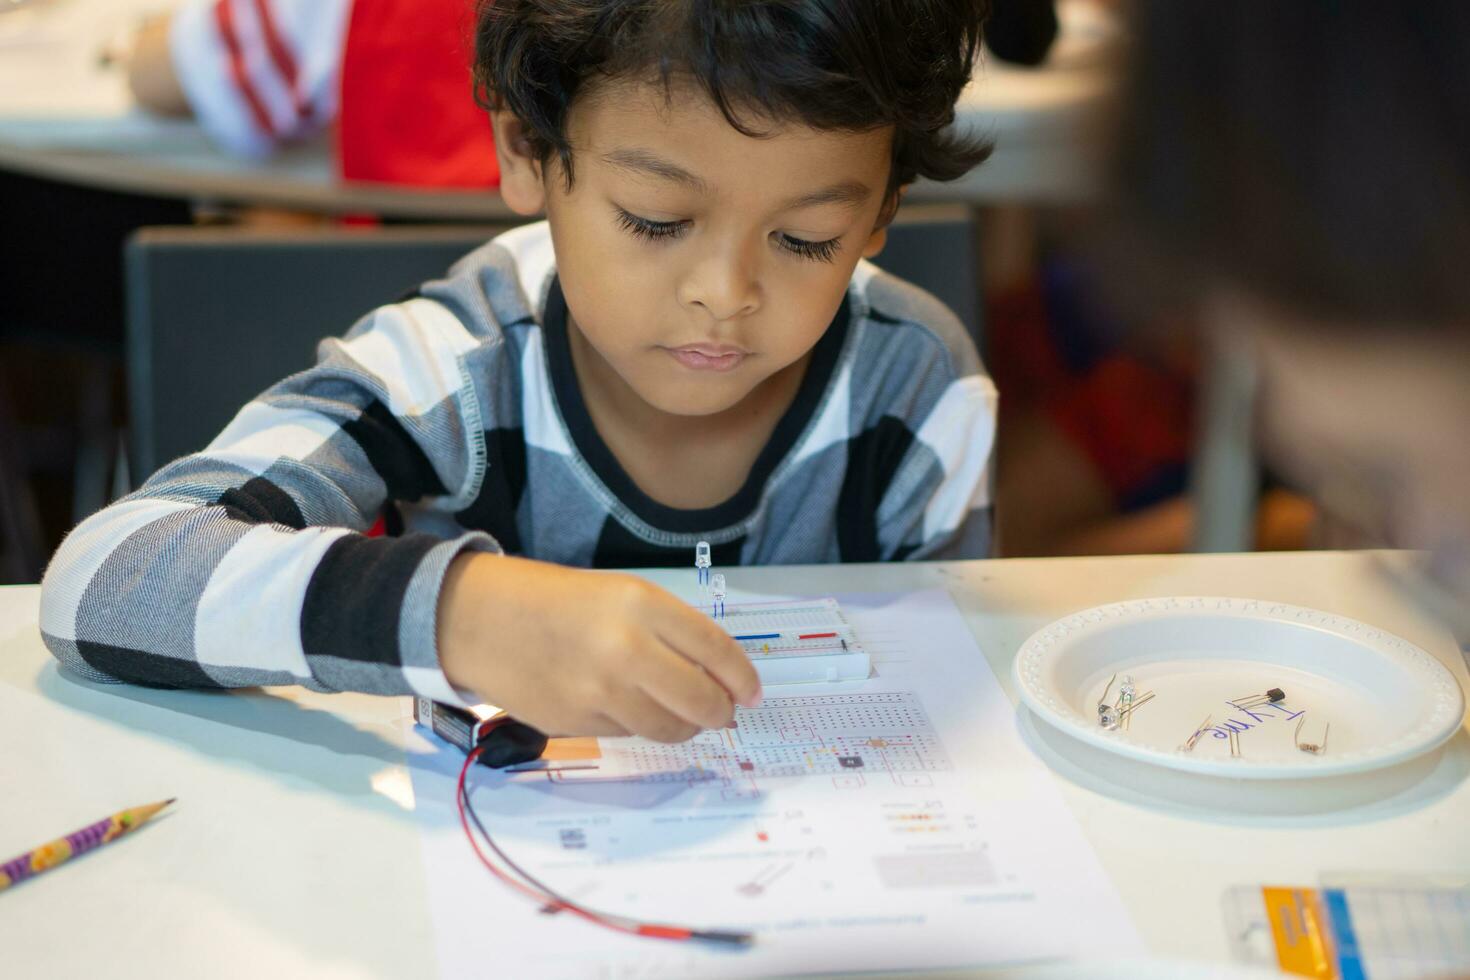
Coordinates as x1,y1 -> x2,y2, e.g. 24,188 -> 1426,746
878,371 -> 998,561
39,297 -> 498,703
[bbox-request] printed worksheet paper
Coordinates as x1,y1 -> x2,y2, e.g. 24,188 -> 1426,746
404,590 -> 1140,978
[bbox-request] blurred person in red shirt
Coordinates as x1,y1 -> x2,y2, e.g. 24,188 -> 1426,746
128,0 -> 498,188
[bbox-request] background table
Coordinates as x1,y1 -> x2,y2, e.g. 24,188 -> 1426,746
0,0 -> 1118,216
2,550 -> 1466,977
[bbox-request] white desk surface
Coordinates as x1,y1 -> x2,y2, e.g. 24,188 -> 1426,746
2,550 -> 1466,978
0,0 -> 1116,214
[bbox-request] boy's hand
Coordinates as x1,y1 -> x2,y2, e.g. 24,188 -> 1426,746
437,553 -> 762,743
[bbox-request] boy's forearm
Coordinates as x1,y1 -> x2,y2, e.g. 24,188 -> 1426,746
39,293 -> 497,698
39,493 -> 494,700
128,15 -> 193,117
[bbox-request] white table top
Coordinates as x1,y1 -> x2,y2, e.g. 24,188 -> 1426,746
0,0 -> 1117,214
2,550 -> 1466,978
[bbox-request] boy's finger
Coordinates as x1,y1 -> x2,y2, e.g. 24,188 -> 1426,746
604,686 -> 702,744
636,640 -> 736,731
653,604 -> 763,709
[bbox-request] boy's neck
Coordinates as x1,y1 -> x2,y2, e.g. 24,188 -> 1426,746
566,315 -> 811,511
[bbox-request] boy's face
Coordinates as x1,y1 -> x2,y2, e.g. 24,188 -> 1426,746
494,79 -> 894,417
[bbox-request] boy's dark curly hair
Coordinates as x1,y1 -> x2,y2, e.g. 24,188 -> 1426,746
473,0 -> 992,206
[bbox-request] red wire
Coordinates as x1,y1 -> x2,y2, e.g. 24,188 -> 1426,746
454,747 -> 562,907
455,747 -> 699,943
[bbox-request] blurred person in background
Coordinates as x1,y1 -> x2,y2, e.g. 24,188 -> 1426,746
1108,0 -> 1470,628
988,252 -> 1205,557
128,0 -> 498,187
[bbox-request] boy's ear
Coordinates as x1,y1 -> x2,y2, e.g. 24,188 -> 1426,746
491,111 -> 547,216
862,188 -> 905,259
861,223 -> 889,259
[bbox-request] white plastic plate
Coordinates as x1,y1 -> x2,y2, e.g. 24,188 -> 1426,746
1013,597 -> 1465,779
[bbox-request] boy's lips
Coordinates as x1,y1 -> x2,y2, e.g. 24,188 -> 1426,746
661,343 -> 750,373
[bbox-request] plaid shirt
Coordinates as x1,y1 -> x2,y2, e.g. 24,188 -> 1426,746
40,223 -> 996,702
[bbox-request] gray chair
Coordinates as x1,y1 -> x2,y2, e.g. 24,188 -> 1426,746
125,225 -> 506,481
124,209 -> 983,483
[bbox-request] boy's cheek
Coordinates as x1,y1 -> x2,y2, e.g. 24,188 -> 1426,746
566,267 -> 667,351
555,239 -> 666,331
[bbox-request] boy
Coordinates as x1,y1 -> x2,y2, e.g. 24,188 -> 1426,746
41,0 -> 997,744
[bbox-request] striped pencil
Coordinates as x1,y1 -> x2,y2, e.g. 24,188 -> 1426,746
0,799 -> 175,892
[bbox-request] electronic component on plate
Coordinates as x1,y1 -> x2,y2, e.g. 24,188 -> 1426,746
1179,714 -> 1213,752
1294,716 -> 1330,755
1230,687 -> 1286,709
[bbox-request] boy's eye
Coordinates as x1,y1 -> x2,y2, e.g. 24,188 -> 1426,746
615,207 -> 688,242
776,233 -> 842,264
614,208 -> 841,264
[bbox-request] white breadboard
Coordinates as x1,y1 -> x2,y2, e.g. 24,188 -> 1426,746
711,598 -> 870,685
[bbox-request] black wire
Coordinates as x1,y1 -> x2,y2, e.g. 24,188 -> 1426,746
460,755 -> 753,946
459,770 -> 640,930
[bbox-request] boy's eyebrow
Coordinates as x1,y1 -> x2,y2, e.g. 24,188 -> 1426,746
599,149 -> 871,211
780,180 -> 873,211
600,148 -> 708,193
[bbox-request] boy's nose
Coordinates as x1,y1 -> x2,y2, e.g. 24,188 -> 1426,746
678,247 -> 761,322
